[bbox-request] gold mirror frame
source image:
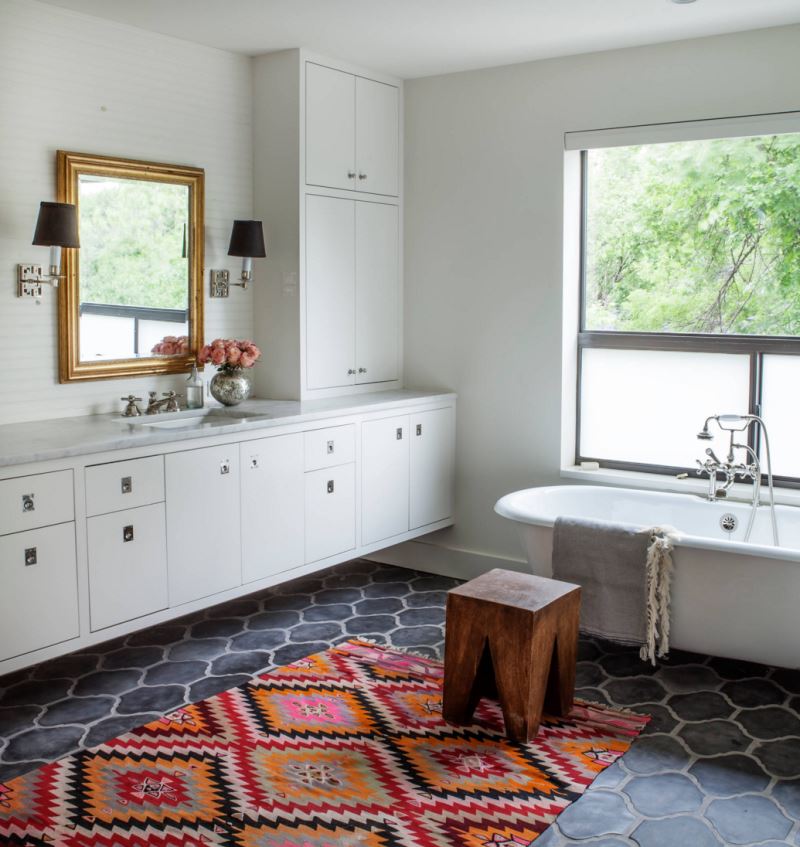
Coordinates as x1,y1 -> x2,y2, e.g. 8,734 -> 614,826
57,150 -> 205,383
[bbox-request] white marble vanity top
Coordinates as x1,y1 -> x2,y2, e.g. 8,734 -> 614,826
0,389 -> 456,468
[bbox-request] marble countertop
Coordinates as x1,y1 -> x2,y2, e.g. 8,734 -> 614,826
0,389 -> 456,469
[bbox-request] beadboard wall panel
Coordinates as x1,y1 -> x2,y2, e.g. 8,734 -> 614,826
0,0 -> 254,424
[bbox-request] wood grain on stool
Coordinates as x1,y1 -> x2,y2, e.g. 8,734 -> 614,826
443,568 -> 581,742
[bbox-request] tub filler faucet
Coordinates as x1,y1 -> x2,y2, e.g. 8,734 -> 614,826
696,414 -> 779,546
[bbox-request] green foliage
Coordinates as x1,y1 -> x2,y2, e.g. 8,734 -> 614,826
79,177 -> 189,310
584,134 -> 800,335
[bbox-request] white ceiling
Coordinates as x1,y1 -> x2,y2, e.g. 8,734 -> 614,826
37,0 -> 800,79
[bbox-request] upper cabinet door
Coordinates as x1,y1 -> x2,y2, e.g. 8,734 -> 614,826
306,63 -> 356,191
355,202 -> 399,384
306,195 -> 356,390
355,77 -> 399,197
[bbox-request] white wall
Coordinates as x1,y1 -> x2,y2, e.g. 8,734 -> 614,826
403,24 -> 800,569
0,0 -> 253,425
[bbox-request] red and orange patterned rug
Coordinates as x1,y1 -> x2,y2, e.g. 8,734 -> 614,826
0,639 -> 648,846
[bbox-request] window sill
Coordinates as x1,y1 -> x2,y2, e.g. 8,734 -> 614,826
560,465 -> 800,509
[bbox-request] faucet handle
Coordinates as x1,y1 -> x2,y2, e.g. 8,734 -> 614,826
120,395 -> 143,417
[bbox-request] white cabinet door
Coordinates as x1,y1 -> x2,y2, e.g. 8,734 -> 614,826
87,503 -> 168,630
305,464 -> 355,563
355,76 -> 399,197
0,522 -> 79,662
410,407 -> 455,529
362,415 -> 409,546
306,62 -> 355,191
355,201 -> 399,384
166,445 -> 241,606
241,434 -> 305,584
306,195 -> 356,390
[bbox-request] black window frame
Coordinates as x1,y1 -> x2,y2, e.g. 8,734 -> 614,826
574,148 -> 800,488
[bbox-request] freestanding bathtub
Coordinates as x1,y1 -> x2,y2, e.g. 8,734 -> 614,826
495,485 -> 800,669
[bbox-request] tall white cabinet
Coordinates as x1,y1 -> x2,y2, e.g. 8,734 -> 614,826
253,50 -> 402,401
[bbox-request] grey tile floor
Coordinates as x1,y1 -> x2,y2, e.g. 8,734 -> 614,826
0,558 -> 798,846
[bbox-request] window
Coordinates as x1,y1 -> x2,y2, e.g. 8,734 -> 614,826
573,118 -> 800,482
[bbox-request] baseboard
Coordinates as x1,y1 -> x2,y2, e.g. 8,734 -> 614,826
365,540 -> 529,581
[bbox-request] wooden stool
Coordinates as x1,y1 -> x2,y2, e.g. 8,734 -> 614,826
442,568 -> 581,741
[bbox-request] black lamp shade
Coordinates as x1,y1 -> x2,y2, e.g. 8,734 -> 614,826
228,220 -> 266,258
32,202 -> 80,248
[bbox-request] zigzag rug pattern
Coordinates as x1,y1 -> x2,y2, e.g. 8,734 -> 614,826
0,639 -> 648,846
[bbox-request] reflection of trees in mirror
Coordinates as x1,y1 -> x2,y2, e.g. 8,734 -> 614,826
584,133 -> 800,336
79,177 -> 189,311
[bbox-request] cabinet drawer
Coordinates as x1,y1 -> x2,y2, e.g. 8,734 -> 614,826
0,469 -> 73,536
85,456 -> 164,517
87,503 -> 168,631
304,425 -> 355,471
0,522 -> 79,661
305,464 -> 356,563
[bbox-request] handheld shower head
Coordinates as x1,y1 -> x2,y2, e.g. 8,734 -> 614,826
697,427 -> 713,440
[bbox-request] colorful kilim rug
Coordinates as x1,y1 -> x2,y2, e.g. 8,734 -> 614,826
0,639 -> 648,846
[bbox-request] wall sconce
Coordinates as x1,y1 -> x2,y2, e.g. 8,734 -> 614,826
210,219 -> 266,297
17,202 -> 80,298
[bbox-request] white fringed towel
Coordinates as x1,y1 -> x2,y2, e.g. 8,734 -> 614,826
551,517 -> 676,665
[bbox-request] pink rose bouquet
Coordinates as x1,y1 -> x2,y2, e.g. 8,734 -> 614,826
197,338 -> 262,374
151,335 -> 189,356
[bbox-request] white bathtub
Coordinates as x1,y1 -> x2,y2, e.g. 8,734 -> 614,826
495,485 -> 800,669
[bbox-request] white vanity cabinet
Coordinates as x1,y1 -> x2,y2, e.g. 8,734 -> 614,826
410,407 -> 456,529
0,470 -> 78,662
362,415 -> 410,545
165,445 -> 242,606
85,455 -> 168,631
306,62 -> 399,197
241,434 -> 305,584
306,195 -> 399,391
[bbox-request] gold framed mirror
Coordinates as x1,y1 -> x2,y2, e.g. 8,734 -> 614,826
57,150 -> 204,383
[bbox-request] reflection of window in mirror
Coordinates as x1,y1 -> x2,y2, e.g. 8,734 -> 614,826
78,175 -> 190,362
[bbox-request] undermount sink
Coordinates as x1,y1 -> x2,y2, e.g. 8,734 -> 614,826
118,408 -> 271,430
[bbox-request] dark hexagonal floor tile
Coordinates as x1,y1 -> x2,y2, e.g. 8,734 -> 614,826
126,624 -> 188,647
312,588 -> 363,605
620,734 -> 691,775
370,568 -> 411,584
736,706 -> 800,740
773,778 -> 800,819
345,615 -> 398,635
603,677 -> 667,707
635,703 -> 678,735
272,642 -> 330,666
354,597 -> 404,615
188,675 -> 251,702
30,652 -> 100,681
167,639 -> 228,662
323,573 -> 371,589
771,667 -> 800,695
117,685 -> 186,715
261,593 -> 312,611
655,665 -> 721,694
678,719 -> 751,756
83,713 -> 160,748
404,591 -> 448,609
410,575 -> 459,592
633,816 -> 721,847
397,607 -> 444,626
0,760 -> 45,783
144,661 -> 209,686
752,737 -> 800,778
576,662 -> 606,689
209,598 -> 260,617
303,604 -> 353,622
706,794 -> 792,845
38,696 -> 115,727
577,638 -> 603,662
554,790 -> 636,839
0,705 -> 40,737
689,753 -> 770,795
248,610 -> 301,630
722,678 -> 787,708
230,630 -> 287,652
73,669 -> 141,697
624,772 -> 703,816
390,626 -> 443,647
209,651 -> 270,677
576,687 -> 611,707
598,652 -> 657,678
708,656 -> 770,680
102,646 -> 164,670
190,618 -> 244,639
0,678 -> 73,707
668,691 -> 734,721
289,622 -> 343,643
362,582 -> 410,599
4,725 -> 84,763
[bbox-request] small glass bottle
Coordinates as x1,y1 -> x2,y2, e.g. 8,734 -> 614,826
185,364 -> 204,410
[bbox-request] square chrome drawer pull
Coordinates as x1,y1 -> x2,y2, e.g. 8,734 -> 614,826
123,525 -> 134,542
22,494 -> 35,512
396,428 -> 403,440
327,480 -> 335,494
121,476 -> 132,494
24,547 -> 37,566
416,424 -> 422,436
220,460 -> 230,475
327,440 -> 334,454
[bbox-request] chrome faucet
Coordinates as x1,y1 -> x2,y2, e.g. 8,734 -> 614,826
145,390 -> 181,414
696,414 -> 779,546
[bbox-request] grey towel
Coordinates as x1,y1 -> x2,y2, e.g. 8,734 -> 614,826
551,516 -> 651,646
